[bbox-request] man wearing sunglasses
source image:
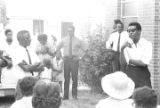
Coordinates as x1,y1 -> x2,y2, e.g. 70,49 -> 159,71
122,22 -> 152,88
106,20 -> 129,72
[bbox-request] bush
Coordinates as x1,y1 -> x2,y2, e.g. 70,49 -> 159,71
79,30 -> 112,93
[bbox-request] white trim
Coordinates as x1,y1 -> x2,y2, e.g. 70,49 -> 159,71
121,0 -> 138,18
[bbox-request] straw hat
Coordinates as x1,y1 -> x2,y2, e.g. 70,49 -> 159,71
101,71 -> 135,100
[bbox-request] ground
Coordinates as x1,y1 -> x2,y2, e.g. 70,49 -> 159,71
61,90 -> 107,108
0,90 -> 107,108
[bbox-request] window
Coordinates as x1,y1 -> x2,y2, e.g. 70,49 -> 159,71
121,0 -> 138,18
33,19 -> 44,35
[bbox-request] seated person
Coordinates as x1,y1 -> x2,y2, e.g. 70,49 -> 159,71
32,79 -> 62,108
132,86 -> 159,108
96,71 -> 135,108
11,76 -> 37,108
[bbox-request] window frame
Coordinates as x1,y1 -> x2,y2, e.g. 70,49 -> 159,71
121,0 -> 138,18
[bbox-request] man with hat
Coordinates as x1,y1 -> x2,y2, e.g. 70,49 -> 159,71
96,71 -> 135,108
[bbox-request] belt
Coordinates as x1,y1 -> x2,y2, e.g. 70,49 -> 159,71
127,64 -> 148,68
64,56 -> 79,59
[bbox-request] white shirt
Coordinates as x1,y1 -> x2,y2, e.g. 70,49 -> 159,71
52,57 -> 63,71
10,96 -> 32,108
40,67 -> 52,80
1,41 -> 18,87
35,42 -> 55,62
12,45 -> 40,80
106,31 -> 129,52
124,38 -> 152,65
96,97 -> 134,108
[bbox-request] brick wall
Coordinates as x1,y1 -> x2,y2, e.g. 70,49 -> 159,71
104,0 -> 119,40
154,0 -> 160,102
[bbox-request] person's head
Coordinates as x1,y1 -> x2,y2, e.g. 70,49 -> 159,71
51,35 -> 57,43
19,76 -> 37,96
132,86 -> 158,108
113,19 -> 122,31
37,34 -> 48,45
56,51 -> 62,60
43,58 -> 52,69
67,25 -> 75,37
116,21 -> 124,33
127,22 -> 142,43
17,30 -> 31,47
101,71 -> 135,100
32,80 -> 61,108
4,29 -> 13,44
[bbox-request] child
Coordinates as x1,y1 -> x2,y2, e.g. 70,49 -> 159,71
39,58 -> 52,80
52,51 -> 63,94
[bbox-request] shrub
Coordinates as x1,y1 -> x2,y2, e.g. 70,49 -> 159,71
79,29 -> 112,93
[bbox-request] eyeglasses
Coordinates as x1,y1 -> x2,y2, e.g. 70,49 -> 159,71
127,28 -> 137,33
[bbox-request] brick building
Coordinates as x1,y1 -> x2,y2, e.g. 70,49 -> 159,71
104,0 -> 160,97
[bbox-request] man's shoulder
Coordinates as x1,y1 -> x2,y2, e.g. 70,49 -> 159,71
122,31 -> 129,35
140,38 -> 152,46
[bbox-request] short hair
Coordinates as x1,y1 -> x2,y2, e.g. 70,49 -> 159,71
17,30 -> 30,41
19,76 -> 37,96
128,22 -> 142,31
4,29 -> 12,35
114,19 -> 122,25
32,80 -> 61,108
37,34 -> 48,41
132,86 -> 158,108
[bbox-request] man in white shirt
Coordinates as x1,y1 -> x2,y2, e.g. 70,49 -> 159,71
0,29 -> 18,86
12,30 -> 44,100
106,21 -> 129,72
12,30 -> 44,79
122,22 -> 152,88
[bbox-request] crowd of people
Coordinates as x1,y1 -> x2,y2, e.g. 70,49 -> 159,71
0,20 -> 159,108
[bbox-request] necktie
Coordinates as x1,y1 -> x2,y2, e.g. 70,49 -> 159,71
25,48 -> 34,76
69,36 -> 72,57
117,33 -> 121,52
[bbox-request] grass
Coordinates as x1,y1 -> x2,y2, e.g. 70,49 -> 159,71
60,90 -> 107,108
0,90 -> 107,108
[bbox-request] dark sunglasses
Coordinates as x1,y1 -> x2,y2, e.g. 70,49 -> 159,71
127,28 -> 137,33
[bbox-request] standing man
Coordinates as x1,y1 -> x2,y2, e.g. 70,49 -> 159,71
0,29 -> 17,85
12,30 -> 44,100
106,20 -> 129,72
55,25 -> 86,100
112,19 -> 122,33
122,22 -> 152,88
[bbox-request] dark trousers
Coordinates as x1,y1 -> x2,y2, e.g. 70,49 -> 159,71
63,57 -> 79,99
125,65 -> 151,88
112,52 -> 121,72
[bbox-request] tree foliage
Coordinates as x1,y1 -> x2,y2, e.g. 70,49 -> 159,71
79,26 -> 112,92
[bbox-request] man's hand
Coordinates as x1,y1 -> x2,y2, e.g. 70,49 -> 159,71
121,41 -> 133,51
32,62 -> 44,72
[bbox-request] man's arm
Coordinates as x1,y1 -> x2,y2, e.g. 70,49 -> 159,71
53,40 -> 64,57
18,61 -> 33,72
129,59 -> 147,67
106,34 -> 113,49
32,62 -> 44,72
